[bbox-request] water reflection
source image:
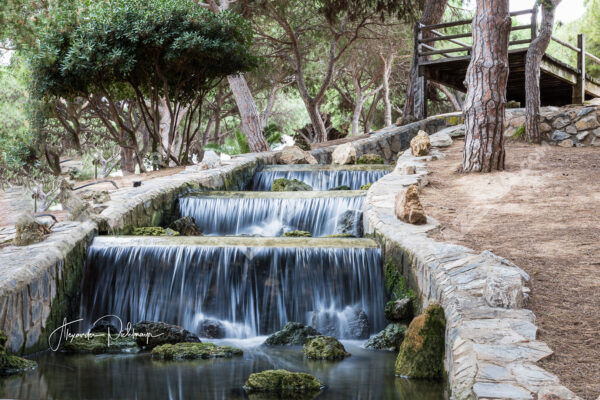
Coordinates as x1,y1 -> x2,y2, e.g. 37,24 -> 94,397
1,342 -> 446,400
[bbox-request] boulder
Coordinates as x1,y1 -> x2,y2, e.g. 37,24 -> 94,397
264,322 -> 321,346
575,115 -> 600,131
59,178 -> 95,222
558,139 -> 576,147
436,124 -> 465,138
61,333 -> 139,354
410,131 -> 431,156
198,319 -> 226,339
328,185 -> 351,191
311,307 -> 369,339
169,216 -> 203,236
151,342 -> 242,360
13,214 -> 44,246
334,209 -> 363,238
331,143 -> 357,165
429,131 -> 453,147
272,178 -> 312,192
131,321 -> 200,349
90,320 -> 120,335
283,230 -> 312,237
395,303 -> 446,379
395,185 -> 427,225
243,369 -> 321,396
356,154 -> 384,164
0,331 -> 36,375
364,323 -> 407,351
551,130 -> 570,142
360,183 -> 372,190
277,146 -> 318,165
384,297 -> 414,323
92,191 -> 111,204
130,227 -> 180,236
303,336 -> 350,360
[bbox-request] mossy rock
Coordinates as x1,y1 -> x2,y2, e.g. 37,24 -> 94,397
244,369 -> 321,396
60,333 -> 140,354
357,154 -> 384,164
395,303 -> 445,379
328,185 -> 351,191
364,323 -> 406,351
264,322 -> 321,346
151,342 -> 243,360
272,178 -> 312,192
0,331 -> 37,376
303,336 -> 350,360
130,227 -> 180,236
283,230 -> 312,238
324,233 -> 355,238
360,183 -> 372,190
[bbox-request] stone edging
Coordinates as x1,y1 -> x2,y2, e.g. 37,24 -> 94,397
364,145 -> 580,399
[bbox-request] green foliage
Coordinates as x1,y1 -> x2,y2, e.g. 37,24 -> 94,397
204,131 -> 251,155
384,262 -> 415,301
513,124 -> 526,139
272,178 -> 312,192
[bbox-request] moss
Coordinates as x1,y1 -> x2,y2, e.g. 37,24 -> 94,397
129,227 -> 180,236
360,183 -> 372,190
272,178 -> 312,192
283,230 -> 312,237
0,331 -> 36,375
328,185 -> 351,191
264,322 -> 320,346
395,303 -> 446,379
244,369 -> 321,394
356,154 -> 384,164
384,262 -> 415,301
324,233 -> 355,238
151,342 -> 243,360
61,333 -> 139,354
302,336 -> 350,360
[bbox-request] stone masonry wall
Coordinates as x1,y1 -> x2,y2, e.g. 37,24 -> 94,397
505,105 -> 600,147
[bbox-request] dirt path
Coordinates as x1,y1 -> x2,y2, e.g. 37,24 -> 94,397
419,139 -> 600,399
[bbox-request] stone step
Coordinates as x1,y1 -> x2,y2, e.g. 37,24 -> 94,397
182,190 -> 366,199
92,236 -> 379,249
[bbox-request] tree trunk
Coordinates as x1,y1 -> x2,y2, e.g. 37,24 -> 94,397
227,74 -> 270,152
462,0 -> 511,172
304,101 -> 328,142
380,52 -> 394,127
120,147 -> 137,175
403,0 -> 448,122
525,2 -> 559,143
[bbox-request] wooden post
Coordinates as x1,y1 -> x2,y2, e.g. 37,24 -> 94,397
531,5 -> 538,40
573,34 -> 586,104
414,24 -> 427,119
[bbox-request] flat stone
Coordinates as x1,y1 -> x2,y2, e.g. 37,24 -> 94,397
551,130 -> 570,142
429,131 -> 453,147
473,382 -> 533,399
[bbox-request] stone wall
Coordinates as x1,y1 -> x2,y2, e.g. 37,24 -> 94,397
505,105 -> 600,147
364,145 -> 580,399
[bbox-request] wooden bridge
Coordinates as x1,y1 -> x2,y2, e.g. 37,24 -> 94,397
415,7 -> 600,115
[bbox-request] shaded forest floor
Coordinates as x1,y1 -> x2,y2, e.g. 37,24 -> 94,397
420,139 -> 600,399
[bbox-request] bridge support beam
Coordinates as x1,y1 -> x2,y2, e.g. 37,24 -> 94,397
572,34 -> 586,104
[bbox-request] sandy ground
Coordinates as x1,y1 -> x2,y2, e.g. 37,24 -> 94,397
419,139 -> 600,399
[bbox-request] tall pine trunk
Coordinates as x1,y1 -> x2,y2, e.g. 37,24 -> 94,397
227,74 -> 270,152
525,1 -> 559,143
403,0 -> 448,122
462,0 -> 511,172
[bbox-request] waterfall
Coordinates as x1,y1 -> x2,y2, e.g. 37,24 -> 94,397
252,169 -> 390,191
178,194 -> 365,237
81,238 -> 386,338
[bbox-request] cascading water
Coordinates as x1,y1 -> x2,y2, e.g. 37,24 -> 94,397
178,193 -> 365,237
81,237 -> 386,339
252,166 -> 391,190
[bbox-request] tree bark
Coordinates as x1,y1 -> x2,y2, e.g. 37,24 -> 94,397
403,0 -> 448,122
379,51 -> 395,126
525,1 -> 559,143
462,0 -> 511,172
120,147 -> 137,175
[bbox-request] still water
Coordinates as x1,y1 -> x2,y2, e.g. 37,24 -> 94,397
0,339 -> 447,400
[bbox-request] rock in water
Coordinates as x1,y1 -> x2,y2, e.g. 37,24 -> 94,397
13,214 -> 44,246
395,185 -> 427,225
345,309 -> 370,339
151,343 -> 242,360
0,331 -> 36,375
243,369 -> 321,396
311,307 -> 369,339
329,185 -> 351,191
410,130 -> 431,156
395,303 -> 445,379
332,143 -> 357,165
272,178 -> 312,192
384,297 -> 414,323
356,154 -> 384,164
334,209 -> 363,238
130,227 -> 180,236
60,333 -> 140,354
90,320 -> 120,335
198,319 -> 226,339
283,230 -> 312,237
365,323 -> 407,351
277,146 -> 318,165
169,216 -> 202,236
265,322 -> 321,346
131,321 -> 200,349
303,336 -> 350,360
